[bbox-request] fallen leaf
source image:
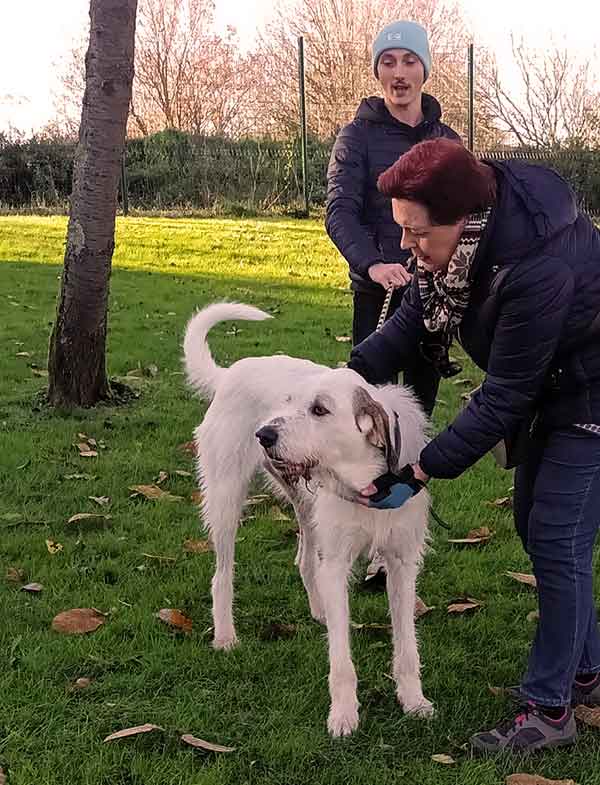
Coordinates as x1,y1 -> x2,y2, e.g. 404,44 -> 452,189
269,505 -> 290,521
506,776 -> 578,785
527,610 -> 540,623
0,766 -> 6,785
155,470 -> 169,485
156,608 -> 193,633
506,571 -> 537,589
488,685 -> 506,697
414,596 -> 435,619
129,484 -> 184,502
335,335 -> 351,343
64,474 -> 97,480
52,608 -> 106,634
574,704 -> 600,727
487,496 -> 512,508
174,469 -> 193,477
258,622 -> 298,641
67,512 -> 112,526
431,754 -> 456,765
46,539 -> 64,555
89,496 -> 111,507
144,364 -> 159,377
245,493 -> 271,507
180,734 -> 235,753
71,677 -> 92,690
16,351 -> 31,357
190,490 -> 203,505
31,368 -> 49,377
75,442 -> 98,458
183,539 -> 213,553
6,567 -> 25,584
452,378 -> 473,386
178,441 -> 197,456
104,724 -> 165,742
21,582 -> 43,593
447,597 -> 483,614
350,621 -> 392,632
87,437 -> 98,447
448,526 -> 494,545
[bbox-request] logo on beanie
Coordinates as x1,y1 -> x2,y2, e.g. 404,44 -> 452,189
387,32 -> 404,41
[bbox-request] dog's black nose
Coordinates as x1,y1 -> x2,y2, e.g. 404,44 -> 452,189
256,426 -> 278,449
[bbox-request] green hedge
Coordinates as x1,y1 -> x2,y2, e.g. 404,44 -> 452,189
1,130 -> 598,215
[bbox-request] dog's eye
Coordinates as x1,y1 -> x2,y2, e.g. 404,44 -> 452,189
310,403 -> 330,417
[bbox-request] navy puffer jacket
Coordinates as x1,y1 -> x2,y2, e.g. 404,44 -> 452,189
348,160 -> 600,478
326,94 -> 460,292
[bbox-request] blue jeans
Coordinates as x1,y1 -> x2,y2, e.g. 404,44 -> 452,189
514,426 -> 600,706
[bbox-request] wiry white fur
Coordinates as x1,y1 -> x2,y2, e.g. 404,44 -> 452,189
183,303 -> 433,736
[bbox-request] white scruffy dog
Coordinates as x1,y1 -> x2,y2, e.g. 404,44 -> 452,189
183,303 -> 433,736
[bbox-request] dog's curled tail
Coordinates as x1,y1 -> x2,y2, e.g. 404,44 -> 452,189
183,302 -> 271,398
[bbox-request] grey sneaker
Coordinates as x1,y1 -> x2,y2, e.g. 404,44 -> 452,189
470,704 -> 577,755
507,674 -> 600,707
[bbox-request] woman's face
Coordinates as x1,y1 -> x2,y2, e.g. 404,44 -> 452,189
392,199 -> 466,273
377,48 -> 425,109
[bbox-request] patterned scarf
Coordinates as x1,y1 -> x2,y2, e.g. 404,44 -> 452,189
419,207 -> 491,339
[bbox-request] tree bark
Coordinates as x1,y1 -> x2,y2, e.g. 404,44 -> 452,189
48,0 -> 138,408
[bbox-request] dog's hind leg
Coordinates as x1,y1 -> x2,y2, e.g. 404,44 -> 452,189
197,432 -> 259,651
384,554 -> 434,718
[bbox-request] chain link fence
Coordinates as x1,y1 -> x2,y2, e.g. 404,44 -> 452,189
1,40 -> 599,216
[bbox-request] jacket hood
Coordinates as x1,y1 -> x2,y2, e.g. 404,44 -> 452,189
485,160 -> 579,262
355,93 -> 442,128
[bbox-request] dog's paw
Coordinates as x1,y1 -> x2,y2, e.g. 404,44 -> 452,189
327,704 -> 359,737
212,634 -> 239,651
401,697 -> 435,719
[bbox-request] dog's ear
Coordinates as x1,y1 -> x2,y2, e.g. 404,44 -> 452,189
353,387 -> 400,467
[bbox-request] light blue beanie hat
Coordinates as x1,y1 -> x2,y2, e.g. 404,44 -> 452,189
372,20 -> 431,80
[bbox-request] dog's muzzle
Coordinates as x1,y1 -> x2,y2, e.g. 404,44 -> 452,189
256,426 -> 278,449
255,427 -> 317,486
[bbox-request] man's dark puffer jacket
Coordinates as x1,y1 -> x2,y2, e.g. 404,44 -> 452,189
325,94 -> 460,292
348,161 -> 600,479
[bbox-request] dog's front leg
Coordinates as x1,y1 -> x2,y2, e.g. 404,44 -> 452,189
317,555 -> 359,736
384,555 -> 434,718
295,523 -> 325,624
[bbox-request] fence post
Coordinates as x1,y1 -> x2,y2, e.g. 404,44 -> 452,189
467,43 -> 475,152
297,35 -> 309,217
120,150 -> 129,216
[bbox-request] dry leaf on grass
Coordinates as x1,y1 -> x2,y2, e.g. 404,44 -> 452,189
574,704 -> 600,727
0,766 -> 5,785
156,608 -> 193,633
414,596 -> 435,619
335,335 -> 351,343
64,473 -> 97,480
190,490 -> 203,505
21,583 -> 43,593
104,724 -> 165,742
245,493 -> 271,507
506,775 -> 578,785
52,608 -> 106,635
70,677 -> 92,691
89,495 -> 110,507
527,610 -> 540,623
67,513 -> 112,525
448,526 -> 494,545
431,754 -> 456,765
351,621 -> 392,632
487,495 -> 512,508
180,734 -> 235,752
6,567 -> 25,584
447,597 -> 483,614
129,484 -> 184,502
452,378 -> 473,386
174,469 -> 193,478
269,505 -> 290,521
488,685 -> 506,697
183,539 -> 213,553
46,539 -> 64,555
506,571 -> 537,589
155,470 -> 169,485
32,368 -> 49,377
178,441 -> 197,456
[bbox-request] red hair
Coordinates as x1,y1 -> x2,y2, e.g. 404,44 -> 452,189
377,139 -> 496,225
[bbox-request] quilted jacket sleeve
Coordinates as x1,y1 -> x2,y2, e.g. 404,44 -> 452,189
325,122 -> 384,278
419,258 -> 575,479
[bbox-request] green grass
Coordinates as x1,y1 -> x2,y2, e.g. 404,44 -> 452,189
2,215 -> 600,785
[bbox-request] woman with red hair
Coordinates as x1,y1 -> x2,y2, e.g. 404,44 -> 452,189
348,137 -> 600,754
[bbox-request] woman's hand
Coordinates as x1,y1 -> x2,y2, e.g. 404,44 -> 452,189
356,465 -> 428,510
368,262 -> 412,289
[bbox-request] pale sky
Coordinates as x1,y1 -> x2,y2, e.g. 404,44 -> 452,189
0,0 -> 597,135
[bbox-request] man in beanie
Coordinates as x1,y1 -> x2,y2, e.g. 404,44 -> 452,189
326,19 -> 460,417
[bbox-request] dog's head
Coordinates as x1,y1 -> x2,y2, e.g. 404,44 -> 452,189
255,369 -> 427,493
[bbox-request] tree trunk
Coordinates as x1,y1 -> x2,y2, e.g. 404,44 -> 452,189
48,0 -> 138,408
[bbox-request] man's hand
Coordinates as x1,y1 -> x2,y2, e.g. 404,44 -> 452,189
368,262 -> 412,289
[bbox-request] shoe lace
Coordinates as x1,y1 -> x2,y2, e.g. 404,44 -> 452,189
497,702 -> 535,735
